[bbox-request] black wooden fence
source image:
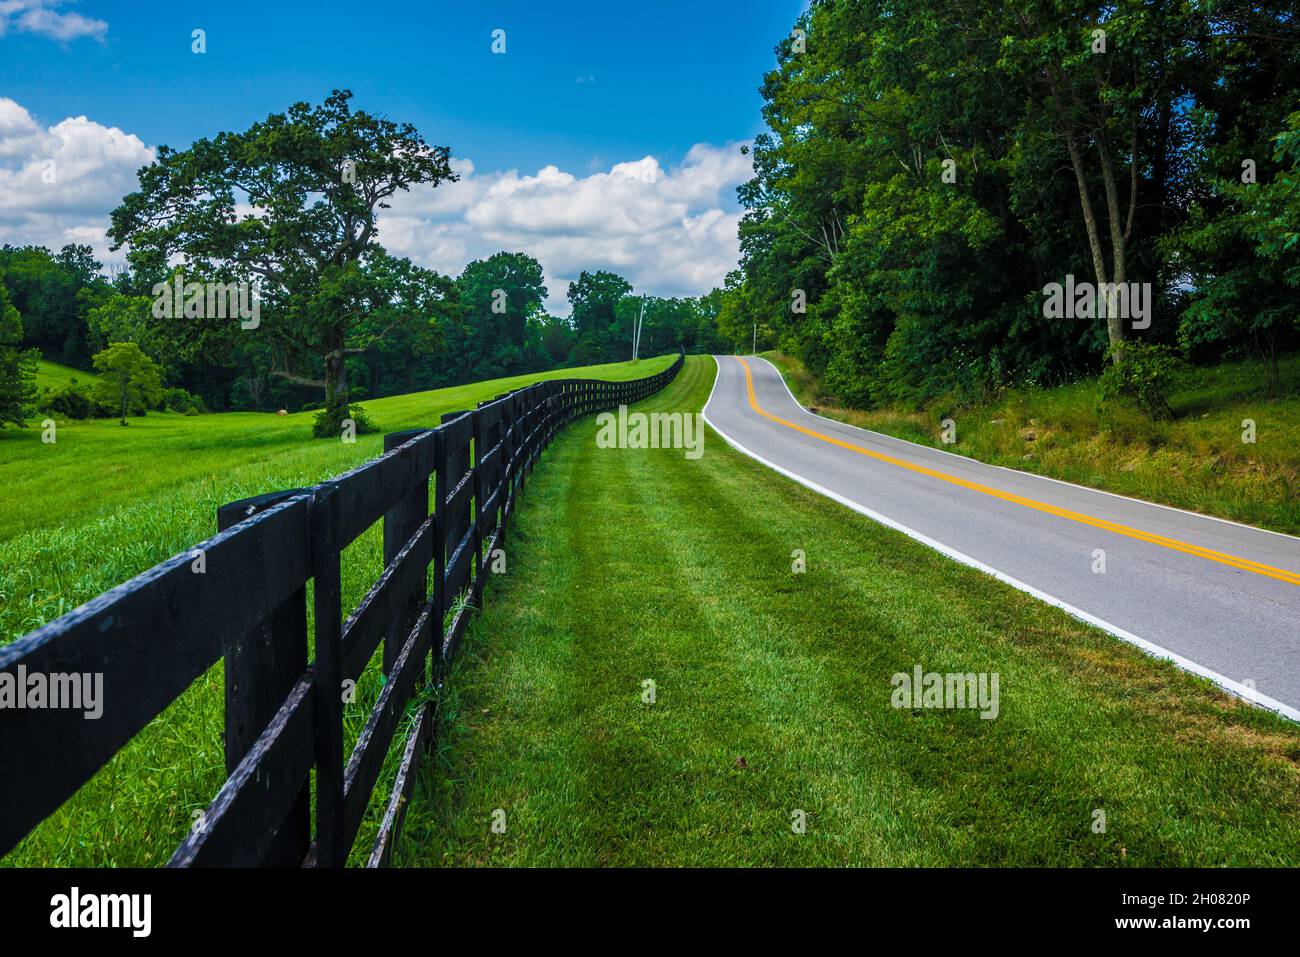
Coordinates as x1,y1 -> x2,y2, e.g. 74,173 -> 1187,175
0,355 -> 684,866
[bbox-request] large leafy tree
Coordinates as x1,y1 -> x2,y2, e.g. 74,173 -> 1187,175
108,89 -> 456,432
568,270 -> 633,363
346,254 -> 454,398
538,313 -> 578,367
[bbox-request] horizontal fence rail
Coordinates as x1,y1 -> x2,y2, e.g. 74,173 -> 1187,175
0,354 -> 684,866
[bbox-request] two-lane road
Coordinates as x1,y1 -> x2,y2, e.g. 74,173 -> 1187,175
703,355 -> 1300,719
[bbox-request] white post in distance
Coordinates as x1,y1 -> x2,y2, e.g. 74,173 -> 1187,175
633,295 -> 646,360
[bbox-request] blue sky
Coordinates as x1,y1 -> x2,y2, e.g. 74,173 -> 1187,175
0,1 -> 807,311
2,0 -> 802,173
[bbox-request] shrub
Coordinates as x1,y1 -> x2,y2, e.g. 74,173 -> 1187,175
1094,395 -> 1164,447
312,403 -> 378,438
161,386 -> 207,415
39,381 -> 112,420
1098,342 -> 1185,420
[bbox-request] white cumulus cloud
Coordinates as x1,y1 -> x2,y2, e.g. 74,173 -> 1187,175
0,97 -> 153,264
380,143 -> 752,314
0,1 -> 107,42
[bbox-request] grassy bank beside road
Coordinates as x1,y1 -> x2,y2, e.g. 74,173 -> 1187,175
401,356 -> 1300,866
763,351 -> 1300,536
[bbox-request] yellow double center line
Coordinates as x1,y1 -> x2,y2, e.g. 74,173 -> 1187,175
735,356 -> 1300,587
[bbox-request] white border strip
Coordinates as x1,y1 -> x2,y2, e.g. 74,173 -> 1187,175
703,356 -> 1300,723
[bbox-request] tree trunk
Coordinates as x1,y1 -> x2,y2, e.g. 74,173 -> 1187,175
1065,133 -> 1126,359
322,338 -> 349,433
1096,138 -> 1131,356
247,374 -> 265,410
1267,336 -> 1281,398
1065,137 -> 1111,290
119,378 -> 128,426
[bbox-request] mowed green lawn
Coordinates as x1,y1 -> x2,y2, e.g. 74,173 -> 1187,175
397,355 -> 1300,866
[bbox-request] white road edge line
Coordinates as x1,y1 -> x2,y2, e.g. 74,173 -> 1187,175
703,355 -> 1300,723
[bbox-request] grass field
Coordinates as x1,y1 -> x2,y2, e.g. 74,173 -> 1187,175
763,351 -> 1300,536
394,355 -> 1299,866
0,353 -> 675,866
35,359 -> 102,392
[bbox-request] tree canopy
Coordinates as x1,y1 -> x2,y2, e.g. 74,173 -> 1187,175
720,0 -> 1300,406
108,89 -> 457,432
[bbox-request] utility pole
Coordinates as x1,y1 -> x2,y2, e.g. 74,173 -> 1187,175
633,295 -> 646,360
752,323 -> 757,355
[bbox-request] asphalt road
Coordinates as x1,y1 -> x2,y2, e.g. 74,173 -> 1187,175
703,355 -> 1300,720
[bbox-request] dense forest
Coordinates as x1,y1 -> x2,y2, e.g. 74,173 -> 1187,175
713,0 -> 1300,408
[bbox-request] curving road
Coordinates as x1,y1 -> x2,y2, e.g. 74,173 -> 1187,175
703,355 -> 1300,720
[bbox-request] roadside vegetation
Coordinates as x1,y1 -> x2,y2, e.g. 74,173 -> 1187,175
397,356 -> 1300,866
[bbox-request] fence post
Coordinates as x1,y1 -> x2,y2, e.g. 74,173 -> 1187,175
382,429 -> 429,676
309,484 -> 346,867
519,389 -> 532,490
500,395 -> 515,534
215,489 -> 310,867
431,421 -> 449,677
437,409 -> 473,658
471,407 -> 492,610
